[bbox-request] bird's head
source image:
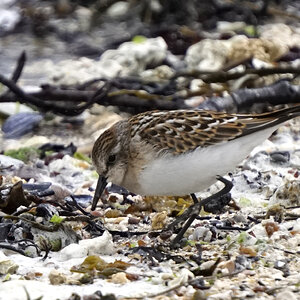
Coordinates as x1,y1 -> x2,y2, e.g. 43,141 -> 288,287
91,121 -> 130,209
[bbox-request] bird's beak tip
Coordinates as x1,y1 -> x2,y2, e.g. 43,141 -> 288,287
91,175 -> 107,211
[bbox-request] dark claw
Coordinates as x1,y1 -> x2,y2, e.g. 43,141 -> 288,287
91,175 -> 107,210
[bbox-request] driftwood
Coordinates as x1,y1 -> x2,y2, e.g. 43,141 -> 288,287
198,80 -> 300,113
0,51 -> 300,116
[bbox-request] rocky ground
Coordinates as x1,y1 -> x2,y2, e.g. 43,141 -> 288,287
0,1 -> 300,299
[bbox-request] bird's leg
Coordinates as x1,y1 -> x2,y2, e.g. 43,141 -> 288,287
190,193 -> 198,204
169,175 -> 233,248
165,176 -> 232,233
163,194 -> 199,233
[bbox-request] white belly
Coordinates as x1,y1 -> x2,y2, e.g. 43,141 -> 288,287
138,126 -> 278,195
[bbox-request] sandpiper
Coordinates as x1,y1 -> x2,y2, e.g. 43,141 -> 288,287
91,105 -> 300,210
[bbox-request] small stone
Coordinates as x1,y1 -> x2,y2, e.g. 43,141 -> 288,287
106,1 -> 130,18
276,291 -> 297,300
110,272 -> 129,284
192,290 -> 207,300
79,231 -> 115,255
0,155 -> 24,169
48,269 -> 67,285
218,259 -> 236,274
159,230 -> 172,241
128,217 -> 140,225
58,243 -> 88,261
191,227 -> 212,242
239,245 -> 257,257
264,221 -> 279,237
0,259 -> 18,275
270,151 -> 290,165
200,260 -> 216,271
2,112 -> 43,139
105,209 -> 122,218
151,211 -> 168,230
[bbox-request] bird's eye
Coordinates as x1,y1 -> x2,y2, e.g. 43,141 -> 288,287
107,154 -> 116,165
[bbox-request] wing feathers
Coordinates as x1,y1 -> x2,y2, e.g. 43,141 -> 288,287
129,105 -> 300,154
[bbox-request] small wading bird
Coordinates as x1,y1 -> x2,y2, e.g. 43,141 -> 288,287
91,105 -> 300,244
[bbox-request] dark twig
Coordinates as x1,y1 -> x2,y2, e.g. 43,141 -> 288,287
11,51 -> 26,83
0,239 -> 41,255
0,73 -> 62,109
41,242 -> 52,260
9,238 -> 41,254
4,215 -> 60,232
272,246 -> 299,256
215,225 -> 249,231
0,75 -> 109,116
1,51 -> 27,100
0,243 -> 27,255
173,67 -> 300,83
197,80 -> 300,112
68,195 -> 91,216
0,84 -> 187,113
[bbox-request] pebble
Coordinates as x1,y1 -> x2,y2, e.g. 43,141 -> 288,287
2,112 -> 43,139
276,290 -> 297,300
79,231 -> 115,255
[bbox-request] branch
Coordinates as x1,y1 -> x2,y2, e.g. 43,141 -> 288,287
0,56 -> 299,117
173,67 -> 300,83
197,80 -> 300,112
0,75 -> 109,116
11,51 -> 26,83
0,82 -> 187,113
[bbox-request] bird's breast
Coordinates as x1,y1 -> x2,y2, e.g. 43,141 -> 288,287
137,126 -> 277,196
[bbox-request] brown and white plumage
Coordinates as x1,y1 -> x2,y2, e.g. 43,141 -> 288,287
91,105 -> 300,209
129,107 -> 300,153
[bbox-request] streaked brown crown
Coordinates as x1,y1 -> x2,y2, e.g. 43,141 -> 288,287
92,126 -> 116,164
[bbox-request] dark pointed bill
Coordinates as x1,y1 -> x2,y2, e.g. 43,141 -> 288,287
91,175 -> 107,210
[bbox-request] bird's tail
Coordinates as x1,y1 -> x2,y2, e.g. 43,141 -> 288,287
239,104 -> 300,137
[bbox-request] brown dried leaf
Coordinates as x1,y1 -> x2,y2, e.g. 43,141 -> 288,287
264,221 -> 279,237
239,245 -> 257,257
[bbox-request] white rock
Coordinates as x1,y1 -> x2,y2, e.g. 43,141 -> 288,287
140,65 -> 175,81
217,21 -> 246,33
0,103 -> 34,116
291,218 -> 300,233
0,154 -> 24,169
79,231 -> 115,255
58,231 -> 115,261
0,7 -> 20,31
200,260 -> 216,270
0,251 -> 7,259
100,37 -> 168,76
36,37 -> 168,85
106,1 -> 130,17
276,290 -> 297,300
168,268 -> 194,288
48,155 -> 87,174
259,23 -> 300,48
252,58 -> 273,69
21,136 -> 50,148
185,39 -> 231,71
0,257 -> 18,275
58,243 -> 88,261
190,227 -> 212,242
248,224 -> 268,240
269,179 -> 300,206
